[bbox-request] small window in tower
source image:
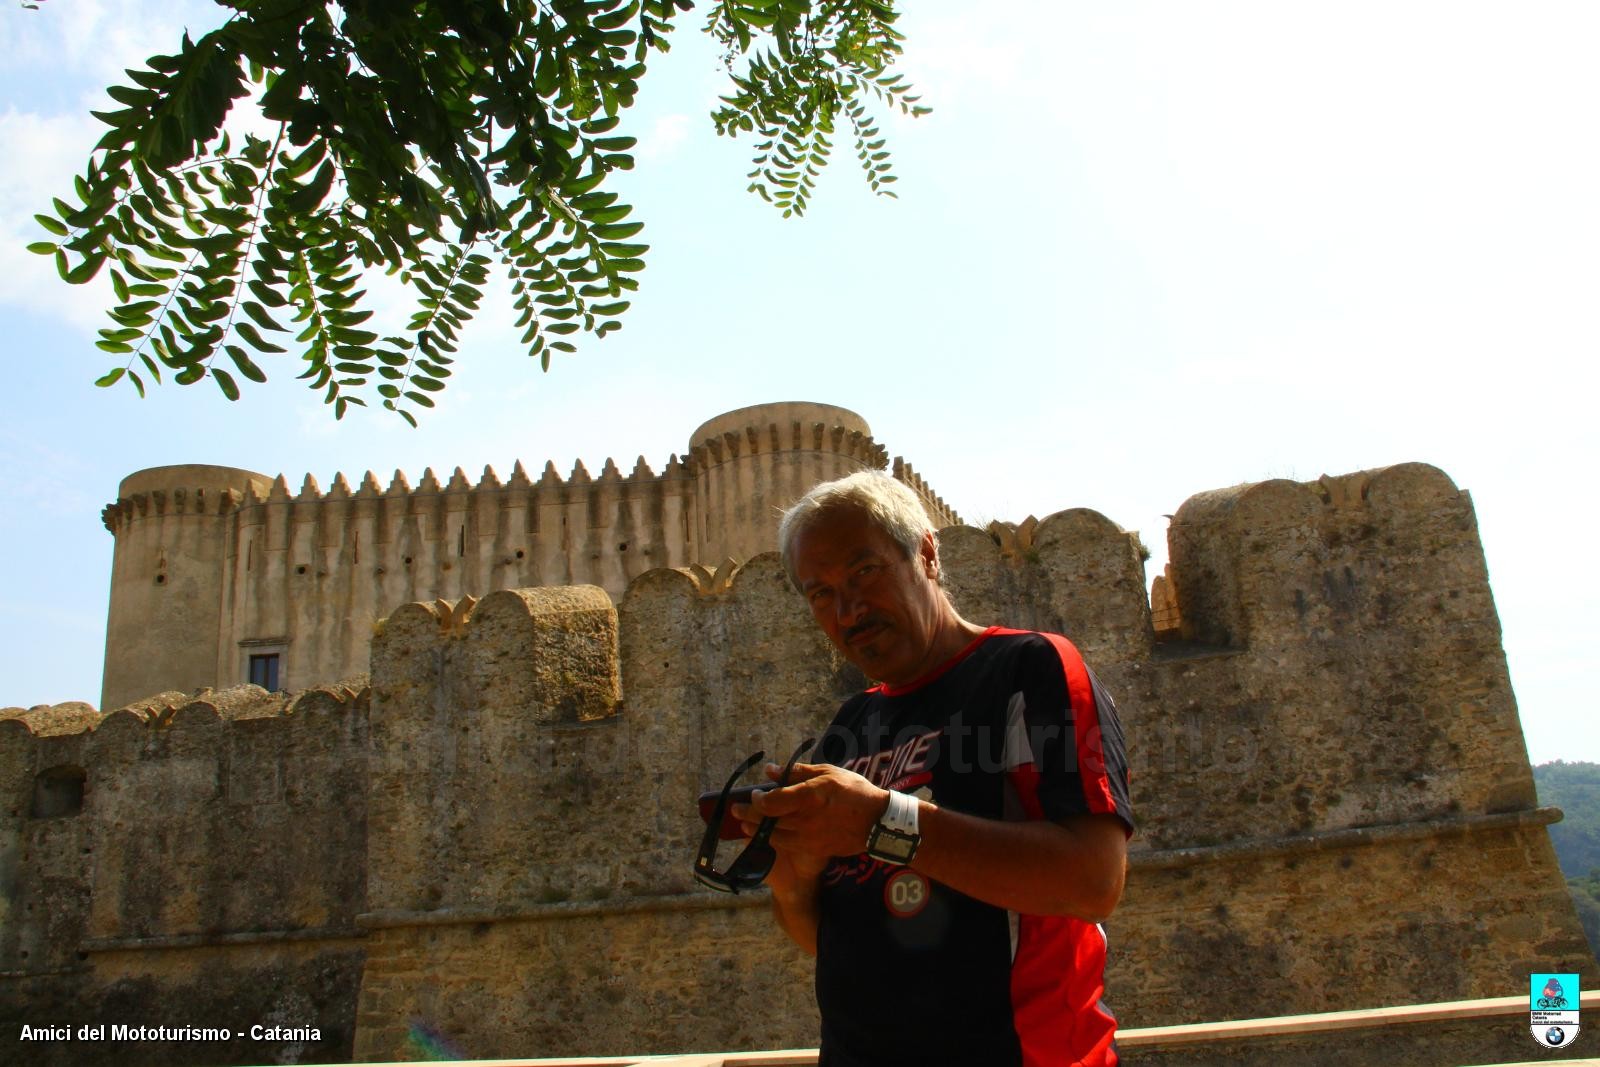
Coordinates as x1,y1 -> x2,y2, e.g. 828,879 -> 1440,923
31,766 -> 85,819
249,653 -> 281,692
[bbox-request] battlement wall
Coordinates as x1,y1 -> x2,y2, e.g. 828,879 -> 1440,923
14,462 -> 1589,1064
98,403 -> 960,710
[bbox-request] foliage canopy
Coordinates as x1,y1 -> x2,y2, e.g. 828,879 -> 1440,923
28,0 -> 926,423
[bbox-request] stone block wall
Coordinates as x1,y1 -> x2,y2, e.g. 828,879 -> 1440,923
0,687 -> 367,1065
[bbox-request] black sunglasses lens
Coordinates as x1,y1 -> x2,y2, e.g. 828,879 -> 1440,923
695,739 -> 815,893
730,841 -> 775,876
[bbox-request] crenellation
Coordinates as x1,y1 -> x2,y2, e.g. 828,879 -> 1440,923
297,474 -> 321,500
570,458 -> 591,484
446,466 -> 471,492
478,464 -> 501,490
599,456 -> 623,481
508,459 -> 531,487
384,468 -> 409,495
539,459 -> 562,486
268,474 -> 291,501
357,470 -> 382,497
11,701 -> 101,737
415,467 -> 441,493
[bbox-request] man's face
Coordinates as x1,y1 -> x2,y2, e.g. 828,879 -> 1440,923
791,505 -> 943,686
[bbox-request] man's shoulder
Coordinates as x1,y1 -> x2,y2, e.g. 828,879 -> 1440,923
985,627 -> 1079,662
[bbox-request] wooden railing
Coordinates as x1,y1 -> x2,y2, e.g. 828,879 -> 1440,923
308,992 -> 1600,1066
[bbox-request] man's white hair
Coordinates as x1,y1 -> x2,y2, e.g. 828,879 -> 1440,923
777,470 -> 938,587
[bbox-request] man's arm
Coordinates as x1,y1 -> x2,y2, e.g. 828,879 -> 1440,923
745,764 -> 1129,923
915,804 -> 1127,921
767,865 -> 821,956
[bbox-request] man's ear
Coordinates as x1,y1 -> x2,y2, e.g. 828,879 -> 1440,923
919,532 -> 939,579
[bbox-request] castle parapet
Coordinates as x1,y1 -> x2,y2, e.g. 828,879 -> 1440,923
96,405 -> 1009,728
1166,463 -> 1492,652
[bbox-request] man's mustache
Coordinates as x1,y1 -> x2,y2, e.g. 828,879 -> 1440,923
843,618 -> 888,643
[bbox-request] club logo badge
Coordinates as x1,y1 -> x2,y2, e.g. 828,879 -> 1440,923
1530,973 -> 1580,1049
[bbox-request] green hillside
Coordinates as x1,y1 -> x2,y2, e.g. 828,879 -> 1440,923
1534,761 -> 1600,878
1534,761 -> 1600,962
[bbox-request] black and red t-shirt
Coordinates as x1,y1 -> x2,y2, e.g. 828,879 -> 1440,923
813,627 -> 1134,1067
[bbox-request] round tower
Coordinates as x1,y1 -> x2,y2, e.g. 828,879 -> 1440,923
101,464 -> 271,711
688,402 -> 887,564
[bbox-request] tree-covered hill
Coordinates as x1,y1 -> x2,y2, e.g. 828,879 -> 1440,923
1535,761 -> 1600,962
1534,761 -> 1600,879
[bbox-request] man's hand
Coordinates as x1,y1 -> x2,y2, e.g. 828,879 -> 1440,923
735,761 -> 889,873
729,761 -> 887,956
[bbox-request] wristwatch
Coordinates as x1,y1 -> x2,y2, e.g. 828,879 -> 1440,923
866,789 -> 921,866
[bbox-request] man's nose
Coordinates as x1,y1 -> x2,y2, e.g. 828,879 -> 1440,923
834,587 -> 869,627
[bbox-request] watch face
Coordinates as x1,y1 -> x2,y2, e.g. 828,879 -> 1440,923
869,825 -> 918,863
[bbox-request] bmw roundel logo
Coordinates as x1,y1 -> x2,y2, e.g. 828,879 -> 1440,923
1546,1026 -> 1567,1046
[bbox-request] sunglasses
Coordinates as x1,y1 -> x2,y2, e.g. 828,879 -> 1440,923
693,738 -> 815,894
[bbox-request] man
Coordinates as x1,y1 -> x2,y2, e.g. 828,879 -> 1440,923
735,471 -> 1134,1067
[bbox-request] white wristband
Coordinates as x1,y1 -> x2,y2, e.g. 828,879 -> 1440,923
881,789 -> 920,835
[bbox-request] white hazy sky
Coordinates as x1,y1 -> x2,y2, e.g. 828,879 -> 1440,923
1,2 -> 1595,765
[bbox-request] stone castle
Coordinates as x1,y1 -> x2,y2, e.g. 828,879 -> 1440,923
1,401 -> 1592,1066
96,402 -> 956,710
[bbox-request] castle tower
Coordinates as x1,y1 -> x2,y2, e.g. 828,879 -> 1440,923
100,465 -> 271,710
688,401 -> 889,564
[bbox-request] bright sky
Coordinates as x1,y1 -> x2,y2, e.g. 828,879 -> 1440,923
1,2 -> 1595,765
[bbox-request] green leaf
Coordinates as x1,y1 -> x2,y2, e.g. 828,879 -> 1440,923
212,367 -> 241,400
95,368 -> 127,388
593,221 -> 644,240
236,321 -> 287,353
242,301 -> 285,332
289,160 -> 336,212
225,345 -> 268,383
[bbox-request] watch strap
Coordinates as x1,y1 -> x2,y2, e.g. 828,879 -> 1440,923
866,789 -> 921,866
880,788 -> 920,836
